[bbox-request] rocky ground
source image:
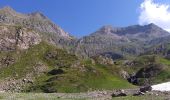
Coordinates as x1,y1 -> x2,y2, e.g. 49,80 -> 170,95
0,88 -> 169,100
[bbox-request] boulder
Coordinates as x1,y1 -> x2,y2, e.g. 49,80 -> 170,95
133,92 -> 145,96
48,69 -> 64,75
111,90 -> 127,97
120,70 -> 130,79
117,92 -> 127,97
140,86 -> 152,93
127,75 -> 139,85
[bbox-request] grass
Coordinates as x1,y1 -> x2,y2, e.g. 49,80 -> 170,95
117,55 -> 170,85
139,56 -> 170,84
82,64 -> 135,90
160,58 -> 170,66
0,42 -> 53,79
30,60 -> 135,93
154,58 -> 170,83
0,41 -> 134,93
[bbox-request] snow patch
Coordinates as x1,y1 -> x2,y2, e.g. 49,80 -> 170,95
152,82 -> 170,91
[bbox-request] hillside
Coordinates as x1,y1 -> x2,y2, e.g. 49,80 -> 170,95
0,41 -> 134,92
1,6 -> 170,94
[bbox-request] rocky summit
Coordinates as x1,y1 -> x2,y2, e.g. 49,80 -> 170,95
0,6 -> 74,49
0,6 -> 170,96
75,23 -> 170,57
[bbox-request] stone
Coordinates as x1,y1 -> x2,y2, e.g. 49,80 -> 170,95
22,79 -> 27,83
133,92 -> 145,96
48,69 -> 64,75
140,86 -> 152,93
117,93 -> 127,96
111,90 -> 127,97
128,75 -> 138,85
27,80 -> 33,84
119,70 -> 130,79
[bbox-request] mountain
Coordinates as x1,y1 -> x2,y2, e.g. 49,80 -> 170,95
0,6 -> 135,93
1,6 -> 169,58
75,23 -> 170,58
0,6 -> 75,49
92,23 -> 169,41
1,6 -> 170,93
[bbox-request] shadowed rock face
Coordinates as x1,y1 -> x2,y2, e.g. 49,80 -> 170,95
135,64 -> 165,78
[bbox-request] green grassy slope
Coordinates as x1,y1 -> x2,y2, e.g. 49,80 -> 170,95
0,42 -> 134,93
120,54 -> 170,85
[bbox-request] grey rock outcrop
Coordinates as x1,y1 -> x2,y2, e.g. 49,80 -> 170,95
0,6 -> 75,49
0,25 -> 41,51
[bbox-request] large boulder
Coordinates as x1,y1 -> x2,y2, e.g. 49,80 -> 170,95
48,69 -> 64,75
128,75 -> 139,85
111,90 -> 127,97
133,92 -> 145,96
140,86 -> 152,92
119,70 -> 130,79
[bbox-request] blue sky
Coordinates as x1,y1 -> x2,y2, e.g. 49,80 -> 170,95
0,0 -> 169,37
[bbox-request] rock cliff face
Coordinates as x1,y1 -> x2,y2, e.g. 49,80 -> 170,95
75,24 -> 170,57
0,6 -> 74,49
0,25 -> 41,51
0,7 -> 70,37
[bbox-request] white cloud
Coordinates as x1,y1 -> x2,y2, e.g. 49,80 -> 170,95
139,0 -> 170,31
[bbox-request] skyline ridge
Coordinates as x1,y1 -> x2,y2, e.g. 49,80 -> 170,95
0,6 -> 168,39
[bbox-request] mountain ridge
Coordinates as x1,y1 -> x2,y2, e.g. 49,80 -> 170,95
1,6 -> 170,93
75,22 -> 170,57
92,23 -> 170,37
0,6 -> 77,52
1,6 -> 170,58
0,6 -> 72,39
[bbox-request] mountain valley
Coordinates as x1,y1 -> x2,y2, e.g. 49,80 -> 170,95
0,6 -> 170,95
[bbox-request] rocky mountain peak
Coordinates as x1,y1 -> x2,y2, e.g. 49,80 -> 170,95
1,6 -> 15,12
0,6 -> 75,49
28,12 -> 47,20
99,25 -> 113,33
0,6 -> 72,39
92,25 -> 120,36
92,23 -> 167,36
100,25 -> 113,31
147,23 -> 158,27
145,23 -> 164,31
0,6 -> 23,17
99,23 -> 170,38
